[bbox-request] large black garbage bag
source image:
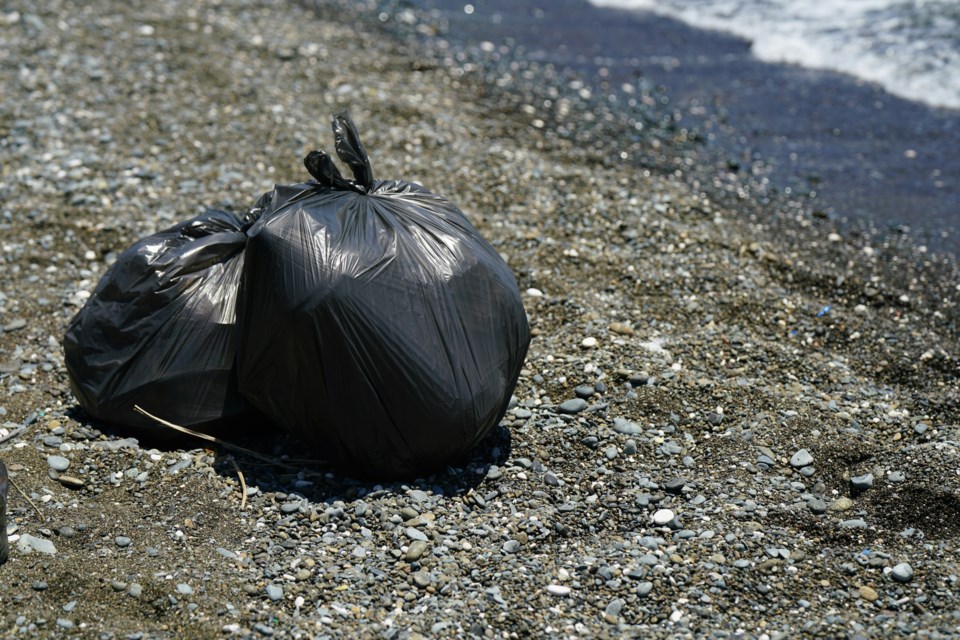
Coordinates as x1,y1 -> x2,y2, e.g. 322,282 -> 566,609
237,113 -> 530,479
63,208 -> 254,434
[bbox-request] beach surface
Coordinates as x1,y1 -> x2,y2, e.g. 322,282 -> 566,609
0,0 -> 958,637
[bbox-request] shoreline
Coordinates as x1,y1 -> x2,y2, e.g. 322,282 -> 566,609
392,0 -> 960,259
0,0 -> 958,637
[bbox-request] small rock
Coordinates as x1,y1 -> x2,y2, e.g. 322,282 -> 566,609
858,585 -> 879,602
664,478 -> 685,494
546,584 -> 571,596
265,584 -> 283,601
840,519 -> 868,529
559,398 -> 588,414
16,534 -> 57,555
115,536 -> 131,548
790,449 -> 813,468
47,456 -> 70,472
405,540 -> 429,562
580,337 -> 598,349
176,583 -> 194,596
574,385 -> 594,399
609,322 -> 634,336
612,417 -> 642,435
636,581 -> 654,597
652,509 -> 675,526
829,497 -> 855,512
57,475 -> 85,489
891,562 -> 914,583
807,498 -> 828,514
502,539 -> 520,554
851,473 -> 874,491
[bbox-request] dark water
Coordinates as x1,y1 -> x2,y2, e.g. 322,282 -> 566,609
396,0 -> 960,257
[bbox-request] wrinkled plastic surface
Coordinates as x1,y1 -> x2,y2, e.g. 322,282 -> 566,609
237,113 -> 530,478
63,209 -> 252,433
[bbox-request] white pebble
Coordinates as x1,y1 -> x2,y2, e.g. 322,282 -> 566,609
581,337 -> 598,349
546,584 -> 571,596
525,287 -> 543,297
653,509 -> 675,525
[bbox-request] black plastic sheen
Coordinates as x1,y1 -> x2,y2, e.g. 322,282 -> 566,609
63,209 -> 252,433
237,113 -> 530,478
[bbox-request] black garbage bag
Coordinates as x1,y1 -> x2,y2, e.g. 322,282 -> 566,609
63,208 -> 255,434
237,113 -> 530,479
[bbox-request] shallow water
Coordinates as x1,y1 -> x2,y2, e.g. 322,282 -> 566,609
405,0 -> 960,257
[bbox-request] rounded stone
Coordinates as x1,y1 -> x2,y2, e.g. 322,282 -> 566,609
559,398 -> 588,414
47,456 -> 70,472
790,449 -> 813,468
652,509 -> 675,526
891,562 -> 914,583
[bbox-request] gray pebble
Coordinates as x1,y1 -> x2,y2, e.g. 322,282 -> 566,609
115,536 -> 131,548
176,583 -> 194,596
790,449 -> 813,468
502,539 -> 520,554
574,385 -> 594,399
807,498 -> 828,514
623,440 -> 638,455
612,417 -> 642,435
56,619 -> 74,630
47,455 -> 70,472
254,622 -> 275,636
559,398 -> 588,414
888,470 -> 905,483
891,562 -> 914,582
16,534 -> 57,555
32,581 -> 48,591
265,584 -> 283,601
636,581 -> 654,597
405,527 -> 428,542
840,519 -> 868,529
851,473 -> 874,491
914,423 -> 929,435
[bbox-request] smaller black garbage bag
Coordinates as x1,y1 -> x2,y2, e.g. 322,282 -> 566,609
237,113 -> 530,479
63,208 -> 255,434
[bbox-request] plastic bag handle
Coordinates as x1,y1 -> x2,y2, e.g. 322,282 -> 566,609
332,112 -> 374,190
304,150 -> 366,194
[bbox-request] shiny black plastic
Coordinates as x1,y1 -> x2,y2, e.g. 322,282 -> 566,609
63,209 -> 253,433
237,113 -> 530,478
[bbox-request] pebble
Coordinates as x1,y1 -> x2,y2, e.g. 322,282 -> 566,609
16,534 -> 57,555
559,398 -> 588,414
829,497 -> 855,512
807,498 -> 828,514
176,583 -> 194,596
47,455 -> 70,472
57,475 -> 85,489
580,337 -> 598,349
574,385 -> 594,399
652,509 -> 675,526
789,449 -> 813,468
265,584 -> 283,601
840,519 -> 868,529
405,540 -> 429,562
502,539 -> 521,554
612,417 -> 642,435
115,536 -> 131,548
665,478 -> 685,494
850,473 -> 874,491
858,585 -> 879,602
891,563 -> 914,582
405,527 -> 428,542
608,322 -> 633,335
546,584 -> 571,596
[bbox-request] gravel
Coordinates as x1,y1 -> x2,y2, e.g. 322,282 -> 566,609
0,0 -> 957,637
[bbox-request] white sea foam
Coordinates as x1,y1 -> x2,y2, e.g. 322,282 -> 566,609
589,0 -> 960,110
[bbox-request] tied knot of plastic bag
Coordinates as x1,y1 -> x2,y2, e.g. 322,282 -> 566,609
304,112 -> 374,194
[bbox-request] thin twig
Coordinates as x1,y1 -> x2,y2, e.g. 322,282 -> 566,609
0,424 -> 29,446
10,478 -> 44,522
132,406 -> 328,472
225,456 -> 248,511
